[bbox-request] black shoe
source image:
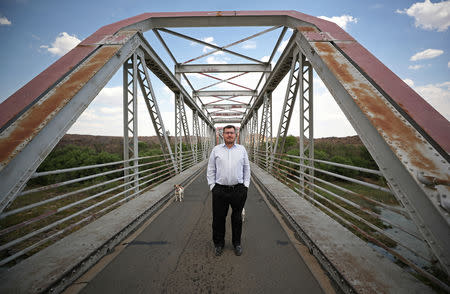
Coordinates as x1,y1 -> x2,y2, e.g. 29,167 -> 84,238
215,246 -> 223,256
234,245 -> 243,256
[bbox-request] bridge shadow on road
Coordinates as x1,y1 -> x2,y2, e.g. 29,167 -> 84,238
76,171 -> 326,294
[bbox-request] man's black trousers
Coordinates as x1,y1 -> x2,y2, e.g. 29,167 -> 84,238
212,184 -> 247,248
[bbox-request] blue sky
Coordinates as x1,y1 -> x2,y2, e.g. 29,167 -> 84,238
0,0 -> 449,138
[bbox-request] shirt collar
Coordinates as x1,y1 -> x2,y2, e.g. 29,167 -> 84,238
222,143 -> 237,148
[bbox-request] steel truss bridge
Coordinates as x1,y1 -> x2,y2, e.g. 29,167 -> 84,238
0,11 -> 449,293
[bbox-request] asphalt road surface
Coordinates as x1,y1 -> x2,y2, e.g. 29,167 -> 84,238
76,171 -> 325,293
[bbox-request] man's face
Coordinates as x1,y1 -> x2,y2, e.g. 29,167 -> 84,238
223,128 -> 236,145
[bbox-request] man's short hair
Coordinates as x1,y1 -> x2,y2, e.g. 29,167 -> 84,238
223,125 -> 236,133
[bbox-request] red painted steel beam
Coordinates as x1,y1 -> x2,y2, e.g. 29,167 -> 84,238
1,10 -> 448,153
337,42 -> 450,153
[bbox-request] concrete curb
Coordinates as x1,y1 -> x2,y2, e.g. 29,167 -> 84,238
0,162 -> 206,293
251,163 -> 433,294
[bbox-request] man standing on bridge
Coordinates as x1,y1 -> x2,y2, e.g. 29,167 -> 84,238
207,125 -> 250,257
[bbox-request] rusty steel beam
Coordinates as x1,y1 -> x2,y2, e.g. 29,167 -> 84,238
0,31 -> 141,213
295,31 -> 450,274
3,11 -> 446,152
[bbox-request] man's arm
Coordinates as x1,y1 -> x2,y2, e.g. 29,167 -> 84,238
207,147 -> 216,190
243,147 -> 250,188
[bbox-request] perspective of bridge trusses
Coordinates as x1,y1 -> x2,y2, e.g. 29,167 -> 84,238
0,11 -> 449,286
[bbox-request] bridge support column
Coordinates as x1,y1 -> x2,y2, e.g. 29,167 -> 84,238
271,48 -> 302,167
200,109 -> 207,160
252,110 -> 258,162
258,92 -> 273,171
123,53 -> 139,194
193,109 -> 200,165
175,92 -> 183,172
136,52 -> 177,174
299,56 -> 314,195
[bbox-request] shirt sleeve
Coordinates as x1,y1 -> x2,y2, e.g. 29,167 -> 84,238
243,147 -> 251,188
207,147 -> 216,189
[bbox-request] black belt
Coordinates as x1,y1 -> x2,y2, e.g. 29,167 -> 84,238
216,183 -> 243,189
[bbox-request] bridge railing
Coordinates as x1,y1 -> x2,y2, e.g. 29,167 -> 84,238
250,147 -> 447,288
0,146 -> 206,267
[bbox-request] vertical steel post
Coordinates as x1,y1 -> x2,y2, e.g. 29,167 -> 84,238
200,112 -> 205,160
193,109 -> 200,164
174,73 -> 182,172
259,92 -> 273,170
136,53 -> 178,174
175,93 -> 184,172
247,117 -> 253,160
299,55 -> 314,195
252,110 -> 258,162
123,54 -> 139,194
271,48 -> 301,167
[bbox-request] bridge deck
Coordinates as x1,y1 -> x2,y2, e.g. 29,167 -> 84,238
69,171 -> 327,293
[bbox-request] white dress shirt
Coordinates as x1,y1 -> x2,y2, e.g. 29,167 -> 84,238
207,143 -> 251,191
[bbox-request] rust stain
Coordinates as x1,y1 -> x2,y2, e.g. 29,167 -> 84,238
216,11 -> 222,16
0,45 -> 120,166
297,26 -> 317,32
352,83 -> 437,171
336,250 -> 385,294
315,42 -> 355,84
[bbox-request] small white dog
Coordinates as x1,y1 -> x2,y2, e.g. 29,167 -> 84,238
242,208 -> 246,222
174,184 -> 184,201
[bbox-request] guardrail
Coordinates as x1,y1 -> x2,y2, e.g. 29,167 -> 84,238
0,146 -> 206,267
249,147 -> 448,290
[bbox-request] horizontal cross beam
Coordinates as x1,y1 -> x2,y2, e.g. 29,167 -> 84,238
211,112 -> 244,117
195,90 -> 257,97
205,104 -> 250,109
214,118 -> 242,123
176,63 -> 271,73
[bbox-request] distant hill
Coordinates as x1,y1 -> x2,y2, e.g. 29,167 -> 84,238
314,136 -> 363,146
58,134 -> 163,154
58,134 -> 363,154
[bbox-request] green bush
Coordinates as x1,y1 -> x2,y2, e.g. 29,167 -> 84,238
30,145 -> 121,185
279,137 -> 379,182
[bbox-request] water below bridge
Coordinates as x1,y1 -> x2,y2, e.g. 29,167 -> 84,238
64,171 -> 332,293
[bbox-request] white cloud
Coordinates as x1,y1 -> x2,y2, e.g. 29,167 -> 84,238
318,15 -> 358,30
267,74 -> 356,138
408,64 -> 425,70
41,32 -> 81,56
414,81 -> 450,120
202,36 -> 216,53
402,79 -> 450,120
448,61 -> 450,68
196,36 -> 224,57
68,85 -> 178,136
410,48 -> 444,61
99,107 -> 121,114
0,16 -> 11,25
403,78 -> 415,87
242,40 -> 256,49
206,56 -> 227,64
396,0 -> 450,32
